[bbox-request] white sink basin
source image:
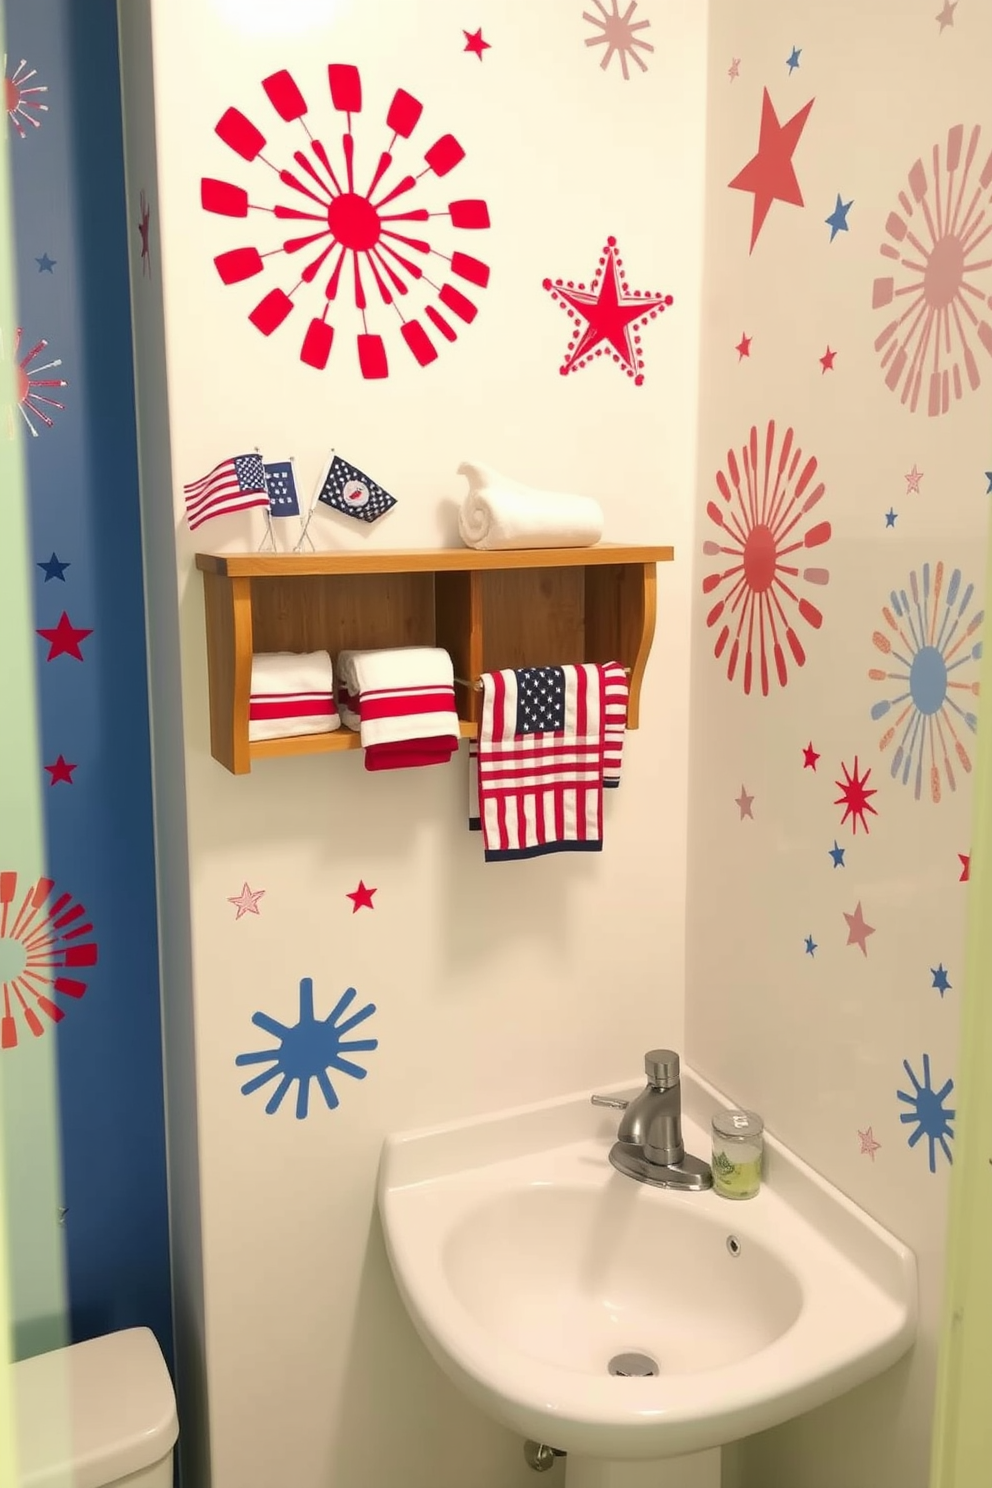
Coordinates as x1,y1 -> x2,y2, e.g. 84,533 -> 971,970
378,1067 -> 917,1462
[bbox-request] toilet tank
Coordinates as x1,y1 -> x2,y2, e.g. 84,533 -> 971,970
13,1327 -> 179,1488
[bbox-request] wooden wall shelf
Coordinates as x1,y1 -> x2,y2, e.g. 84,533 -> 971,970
195,544 -> 673,774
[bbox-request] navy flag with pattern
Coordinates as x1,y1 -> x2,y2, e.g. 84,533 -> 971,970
316,454 -> 397,524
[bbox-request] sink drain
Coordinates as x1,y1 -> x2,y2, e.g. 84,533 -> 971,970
608,1351 -> 658,1377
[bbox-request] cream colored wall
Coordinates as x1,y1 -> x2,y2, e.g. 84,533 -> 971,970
687,4 -> 992,1486
120,1 -> 708,1483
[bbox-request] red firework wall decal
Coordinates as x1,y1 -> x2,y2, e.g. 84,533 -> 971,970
4,55 -> 48,138
201,63 -> 491,379
0,871 -> 99,1050
702,421 -> 831,696
6,325 -> 68,437
872,124 -> 992,417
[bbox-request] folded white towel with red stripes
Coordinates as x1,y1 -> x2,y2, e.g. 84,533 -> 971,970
249,651 -> 339,741
337,647 -> 460,771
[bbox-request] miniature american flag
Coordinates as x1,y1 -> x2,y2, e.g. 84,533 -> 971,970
476,664 -> 620,862
183,452 -> 269,531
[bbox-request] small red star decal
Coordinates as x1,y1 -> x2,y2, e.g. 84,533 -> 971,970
463,27 -> 490,59
735,333 -> 752,359
728,86 -> 815,252
543,237 -> 673,386
959,853 -> 970,882
835,757 -> 877,835
858,1127 -> 881,1160
228,882 -> 265,919
802,742 -> 820,770
347,880 -> 377,913
44,754 -> 76,785
36,611 -> 92,661
820,345 -> 837,372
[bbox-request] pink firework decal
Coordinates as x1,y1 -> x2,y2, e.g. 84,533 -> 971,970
873,124 -> 992,417
4,55 -> 48,138
0,870 -> 98,1050
583,0 -> 654,80
6,325 -> 68,437
201,63 -> 491,378
702,421 -> 831,696
543,237 -> 672,385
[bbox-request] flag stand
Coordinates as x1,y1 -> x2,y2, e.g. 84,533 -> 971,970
294,447 -> 333,553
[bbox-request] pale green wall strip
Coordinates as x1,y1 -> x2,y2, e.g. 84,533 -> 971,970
930,508 -> 992,1485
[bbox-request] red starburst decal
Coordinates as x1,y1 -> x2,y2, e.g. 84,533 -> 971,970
543,237 -> 672,385
4,55 -> 48,139
835,757 -> 878,835
702,420 -> 831,695
0,871 -> 98,1050
202,62 -> 490,379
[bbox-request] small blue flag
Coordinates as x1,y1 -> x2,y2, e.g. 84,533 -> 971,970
316,454 -> 397,524
264,459 -> 301,518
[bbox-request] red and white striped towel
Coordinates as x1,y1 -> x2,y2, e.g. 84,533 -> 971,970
337,647 -> 460,771
249,651 -> 339,742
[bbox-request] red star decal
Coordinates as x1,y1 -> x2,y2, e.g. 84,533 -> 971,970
543,237 -> 673,386
735,333 -> 752,359
835,757 -> 877,835
802,742 -> 820,770
820,345 -> 837,372
347,880 -> 377,913
36,611 -> 92,661
729,87 -> 814,252
959,853 -> 970,882
44,754 -> 77,785
463,27 -> 490,58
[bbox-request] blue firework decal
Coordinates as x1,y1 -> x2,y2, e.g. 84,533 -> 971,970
897,1054 -> 954,1173
235,977 -> 377,1118
869,562 -> 982,803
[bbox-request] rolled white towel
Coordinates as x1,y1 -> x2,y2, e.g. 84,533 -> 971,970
457,460 -> 604,551
249,650 -> 339,742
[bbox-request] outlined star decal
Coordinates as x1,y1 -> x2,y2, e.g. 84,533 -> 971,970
820,346 -> 837,372
905,463 -> 924,494
828,840 -> 846,868
728,58 -> 740,81
44,754 -> 76,785
825,194 -> 852,240
735,332 -> 752,359
858,1127 -> 881,1160
228,882 -> 265,919
885,508 -> 897,527
735,785 -> 754,820
802,742 -> 820,770
543,237 -> 673,385
37,551 -> 69,581
936,0 -> 956,29
931,964 -> 951,996
36,252 -> 56,272
804,934 -> 817,957
844,901 -> 875,956
729,88 -> 814,253
786,45 -> 802,72
36,611 -> 92,661
346,880 -> 377,912
463,27 -> 490,59
959,853 -> 970,882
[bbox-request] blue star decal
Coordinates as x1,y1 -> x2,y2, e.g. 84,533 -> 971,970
235,977 -> 377,1118
37,552 -> 70,582
804,934 -> 817,957
786,45 -> 802,71
825,195 -> 853,241
897,1054 -> 954,1172
884,508 -> 897,527
36,252 -> 56,273
930,963 -> 951,996
828,840 -> 846,867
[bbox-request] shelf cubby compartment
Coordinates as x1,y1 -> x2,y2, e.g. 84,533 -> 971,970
195,543 -> 673,774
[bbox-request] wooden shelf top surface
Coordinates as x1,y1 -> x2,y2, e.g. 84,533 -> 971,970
195,542 -> 674,578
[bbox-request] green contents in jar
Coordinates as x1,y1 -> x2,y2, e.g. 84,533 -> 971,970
712,1147 -> 762,1199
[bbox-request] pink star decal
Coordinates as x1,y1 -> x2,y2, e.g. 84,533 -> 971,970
44,754 -> 76,785
936,0 -> 956,29
735,332 -> 752,359
728,87 -> 815,252
735,785 -> 754,820
802,742 -> 820,770
36,611 -> 92,661
820,345 -> 837,372
904,463 -> 924,494
347,880 -> 377,912
228,882 -> 265,919
844,901 -> 875,956
463,27 -> 490,59
959,853 -> 970,882
728,58 -> 740,82
543,237 -> 673,386
858,1126 -> 881,1160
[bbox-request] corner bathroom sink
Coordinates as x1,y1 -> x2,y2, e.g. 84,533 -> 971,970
377,1068 -> 917,1461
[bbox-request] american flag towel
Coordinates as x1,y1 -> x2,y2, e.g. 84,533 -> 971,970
249,651 -> 339,742
474,663 -> 627,862
183,452 -> 270,532
602,661 -> 629,787
337,647 -> 460,771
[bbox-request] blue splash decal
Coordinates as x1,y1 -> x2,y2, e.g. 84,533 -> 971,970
236,978 -> 378,1119
897,1054 -> 954,1172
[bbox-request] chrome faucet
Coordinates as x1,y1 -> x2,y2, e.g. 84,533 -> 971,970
591,1049 -> 712,1191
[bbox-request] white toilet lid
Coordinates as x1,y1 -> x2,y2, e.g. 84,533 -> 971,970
14,1327 -> 178,1488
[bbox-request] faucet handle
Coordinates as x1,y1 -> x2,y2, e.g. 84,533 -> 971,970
591,1094 -> 630,1110
645,1049 -> 680,1089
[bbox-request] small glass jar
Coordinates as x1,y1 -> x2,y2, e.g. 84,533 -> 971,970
711,1110 -> 764,1200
